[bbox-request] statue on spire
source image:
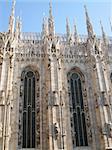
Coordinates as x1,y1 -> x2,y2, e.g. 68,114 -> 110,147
100,21 -> 108,45
110,20 -> 112,32
66,17 -> 71,42
74,20 -> 80,44
15,16 -> 22,40
48,0 -> 55,37
84,5 -> 94,39
42,17 -> 48,38
49,0 -> 53,19
8,0 -> 16,34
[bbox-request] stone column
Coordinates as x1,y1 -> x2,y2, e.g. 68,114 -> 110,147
3,52 -> 13,150
102,62 -> 112,147
50,60 -> 56,92
96,57 -> 105,92
95,56 -> 111,148
57,58 -> 66,149
63,67 -> 73,150
48,91 -> 54,150
4,104 -> 11,150
0,51 -> 10,150
0,52 -> 10,100
50,57 -> 59,150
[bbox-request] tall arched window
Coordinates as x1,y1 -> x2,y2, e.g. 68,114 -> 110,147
68,71 -> 88,148
22,71 -> 35,148
18,69 -> 40,149
110,72 -> 112,83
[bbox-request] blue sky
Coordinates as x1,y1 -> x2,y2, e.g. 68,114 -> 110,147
0,0 -> 112,36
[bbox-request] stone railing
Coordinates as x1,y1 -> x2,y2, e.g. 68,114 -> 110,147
20,32 -> 41,41
0,32 -> 111,44
20,32 -> 88,43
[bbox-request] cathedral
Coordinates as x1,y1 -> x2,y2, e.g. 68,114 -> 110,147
0,0 -> 112,150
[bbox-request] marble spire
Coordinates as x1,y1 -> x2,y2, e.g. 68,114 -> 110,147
8,0 -> 16,34
74,20 -> 80,44
15,16 -> 22,40
66,17 -> 71,42
100,21 -> 108,45
84,5 -> 94,39
42,17 -> 48,37
48,0 -> 55,37
110,20 -> 112,32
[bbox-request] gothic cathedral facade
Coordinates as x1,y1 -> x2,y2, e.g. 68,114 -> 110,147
0,1 -> 112,150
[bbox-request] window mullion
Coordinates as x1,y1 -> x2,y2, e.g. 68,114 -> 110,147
26,78 -> 29,148
32,77 -> 35,148
77,79 -> 85,146
73,79 -> 80,146
76,107 -> 80,146
74,79 -> 80,146
72,79 -> 77,146
69,72 -> 88,147
21,71 -> 36,149
76,79 -> 81,146
31,77 -> 32,147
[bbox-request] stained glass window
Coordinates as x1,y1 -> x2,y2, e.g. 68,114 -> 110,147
69,72 -> 88,147
110,73 -> 112,83
22,71 -> 35,148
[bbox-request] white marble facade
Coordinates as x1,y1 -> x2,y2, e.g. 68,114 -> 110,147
0,1 -> 112,150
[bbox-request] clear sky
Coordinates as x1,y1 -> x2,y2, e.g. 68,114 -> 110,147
0,0 -> 112,36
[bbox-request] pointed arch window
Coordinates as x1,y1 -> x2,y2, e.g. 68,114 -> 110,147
68,72 -> 88,147
18,69 -> 40,149
110,72 -> 112,83
22,71 -> 36,148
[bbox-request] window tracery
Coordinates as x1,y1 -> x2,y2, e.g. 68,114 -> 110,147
110,72 -> 112,83
68,68 -> 91,148
18,68 -> 40,149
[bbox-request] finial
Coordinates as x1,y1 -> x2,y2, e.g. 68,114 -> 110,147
49,0 -> 53,21
66,17 -> 70,41
109,19 -> 112,32
74,20 -> 80,44
12,0 -> 16,14
8,0 -> 16,34
100,20 -> 108,45
48,0 -> 55,37
42,17 -> 48,38
49,0 -> 53,19
15,16 -> 22,40
84,5 -> 88,17
84,5 -> 94,39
